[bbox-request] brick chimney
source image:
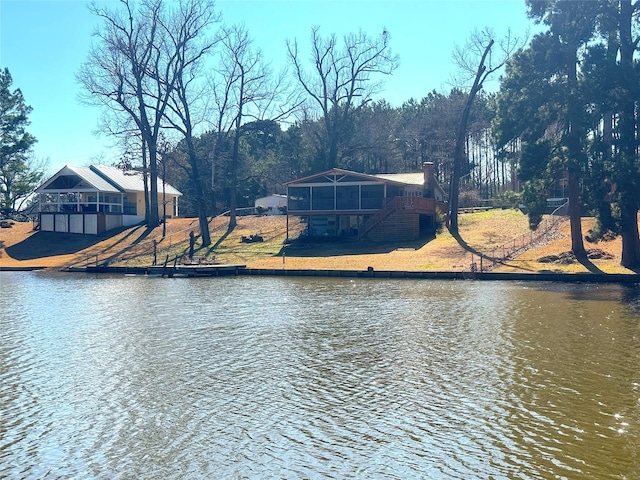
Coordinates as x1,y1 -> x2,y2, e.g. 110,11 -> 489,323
423,162 -> 435,198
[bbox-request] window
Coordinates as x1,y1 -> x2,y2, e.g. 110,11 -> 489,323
48,175 -> 82,189
309,216 -> 337,236
336,185 -> 359,209
361,185 -> 384,209
312,186 -> 334,210
288,187 -> 310,210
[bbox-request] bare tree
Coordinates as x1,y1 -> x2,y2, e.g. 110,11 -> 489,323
78,0 -> 181,228
211,24 -> 297,230
448,28 -> 522,234
161,0 -> 220,246
287,27 -> 399,170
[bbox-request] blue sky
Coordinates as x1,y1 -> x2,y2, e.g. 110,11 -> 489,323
1,0 -> 536,175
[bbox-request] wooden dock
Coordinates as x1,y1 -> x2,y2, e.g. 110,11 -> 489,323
82,264 -> 247,277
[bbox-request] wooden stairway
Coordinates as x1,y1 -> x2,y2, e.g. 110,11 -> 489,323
358,197 -> 401,240
358,197 -> 442,241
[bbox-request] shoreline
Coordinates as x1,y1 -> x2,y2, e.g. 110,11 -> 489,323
0,266 -> 47,271
6,264 -> 633,284
3,213 -> 639,277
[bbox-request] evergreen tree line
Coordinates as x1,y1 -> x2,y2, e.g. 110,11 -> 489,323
0,68 -> 42,213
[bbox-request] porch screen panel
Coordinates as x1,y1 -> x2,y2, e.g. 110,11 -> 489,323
312,186 -> 334,210
336,185 -> 359,209
288,187 -> 310,210
387,185 -> 402,198
361,185 -> 384,209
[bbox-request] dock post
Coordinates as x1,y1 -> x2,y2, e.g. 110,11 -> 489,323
161,255 -> 169,278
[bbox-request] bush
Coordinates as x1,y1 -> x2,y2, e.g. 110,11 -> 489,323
459,190 -> 483,208
493,190 -> 522,209
434,208 -> 446,234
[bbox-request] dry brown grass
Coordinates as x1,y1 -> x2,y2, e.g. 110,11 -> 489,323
1,210 -> 637,274
0,217 -> 203,269
495,216 -> 633,274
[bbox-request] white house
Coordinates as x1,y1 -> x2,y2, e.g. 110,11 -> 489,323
254,194 -> 287,215
35,164 -> 182,234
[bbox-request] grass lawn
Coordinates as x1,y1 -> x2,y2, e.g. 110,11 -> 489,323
1,209 -> 637,274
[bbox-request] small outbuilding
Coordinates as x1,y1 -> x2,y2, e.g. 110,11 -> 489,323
35,164 -> 182,234
254,194 -> 287,215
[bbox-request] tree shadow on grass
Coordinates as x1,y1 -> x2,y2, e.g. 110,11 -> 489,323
92,225 -> 156,265
200,223 -> 235,255
451,228 -> 620,275
449,230 -> 485,258
276,234 -> 436,258
5,224 -> 152,263
576,255 -> 606,274
6,231 -> 110,260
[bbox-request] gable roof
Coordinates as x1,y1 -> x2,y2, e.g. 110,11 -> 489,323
37,165 -> 122,193
285,168 -> 417,187
36,164 -> 182,196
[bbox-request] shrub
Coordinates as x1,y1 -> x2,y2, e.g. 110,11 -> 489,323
459,190 -> 483,208
434,208 -> 446,234
493,190 -> 522,209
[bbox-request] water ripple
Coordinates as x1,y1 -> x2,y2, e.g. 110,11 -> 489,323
1,274 -> 639,478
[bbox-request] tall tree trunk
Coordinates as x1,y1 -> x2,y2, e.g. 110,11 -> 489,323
448,40 -> 493,234
565,41 -> 586,258
617,0 -> 640,268
147,139 -> 160,228
324,111 -> 340,170
620,208 -> 640,267
186,135 -> 211,246
228,89 -> 244,231
141,139 -> 150,222
567,170 -> 585,256
228,127 -> 239,230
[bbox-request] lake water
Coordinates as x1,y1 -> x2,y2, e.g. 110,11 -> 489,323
1,272 -> 640,479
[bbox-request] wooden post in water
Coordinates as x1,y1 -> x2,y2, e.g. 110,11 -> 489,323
168,257 -> 178,278
161,255 -> 169,278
